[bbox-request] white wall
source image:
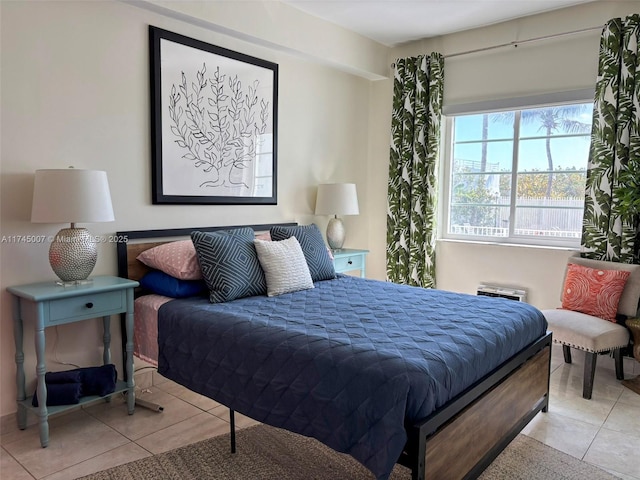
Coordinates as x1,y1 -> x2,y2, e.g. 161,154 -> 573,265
365,1 -> 640,309
0,0 -> 380,417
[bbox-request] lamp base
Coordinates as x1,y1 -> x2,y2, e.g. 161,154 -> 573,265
49,227 -> 97,282
326,217 -> 346,250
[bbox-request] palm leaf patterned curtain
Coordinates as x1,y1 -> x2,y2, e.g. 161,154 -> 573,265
582,14 -> 640,264
387,54 -> 444,287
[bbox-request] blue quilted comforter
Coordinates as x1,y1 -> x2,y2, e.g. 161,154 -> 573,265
157,276 -> 547,479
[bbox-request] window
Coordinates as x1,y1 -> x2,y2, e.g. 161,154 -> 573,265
442,102 -> 593,246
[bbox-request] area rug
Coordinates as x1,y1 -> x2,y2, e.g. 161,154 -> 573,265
80,424 -> 619,480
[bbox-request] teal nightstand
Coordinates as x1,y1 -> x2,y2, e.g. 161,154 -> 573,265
7,275 -> 139,447
332,248 -> 369,278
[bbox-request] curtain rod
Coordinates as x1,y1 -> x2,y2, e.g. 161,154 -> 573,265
445,25 -> 602,58
391,25 -> 602,67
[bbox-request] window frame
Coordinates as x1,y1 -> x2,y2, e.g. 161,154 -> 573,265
439,97 -> 593,248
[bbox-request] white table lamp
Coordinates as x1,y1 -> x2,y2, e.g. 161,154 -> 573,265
31,168 -> 115,284
315,183 -> 359,250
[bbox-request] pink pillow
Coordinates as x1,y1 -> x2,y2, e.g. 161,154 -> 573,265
561,263 -> 630,322
137,240 -> 202,280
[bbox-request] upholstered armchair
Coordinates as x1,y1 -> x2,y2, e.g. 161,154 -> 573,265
542,255 -> 640,399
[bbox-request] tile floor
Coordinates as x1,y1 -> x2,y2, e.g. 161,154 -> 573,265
1,344 -> 639,480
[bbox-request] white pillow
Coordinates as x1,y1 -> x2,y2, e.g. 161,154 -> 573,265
254,236 -> 314,297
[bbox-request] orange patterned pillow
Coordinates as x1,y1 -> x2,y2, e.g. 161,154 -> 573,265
561,263 -> 630,322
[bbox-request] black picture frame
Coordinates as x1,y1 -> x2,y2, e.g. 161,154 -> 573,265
149,26 -> 278,205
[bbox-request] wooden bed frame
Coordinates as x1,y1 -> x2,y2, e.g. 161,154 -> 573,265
115,223 -> 552,480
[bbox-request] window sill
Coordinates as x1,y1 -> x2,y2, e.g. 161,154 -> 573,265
437,237 -> 580,252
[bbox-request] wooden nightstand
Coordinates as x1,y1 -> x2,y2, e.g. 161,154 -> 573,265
7,275 -> 139,447
332,249 -> 369,278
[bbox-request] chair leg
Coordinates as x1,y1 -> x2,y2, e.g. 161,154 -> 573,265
614,348 -> 625,380
562,345 -> 572,364
583,352 -> 597,399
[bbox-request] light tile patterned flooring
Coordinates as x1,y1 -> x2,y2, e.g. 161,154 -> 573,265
1,344 -> 639,479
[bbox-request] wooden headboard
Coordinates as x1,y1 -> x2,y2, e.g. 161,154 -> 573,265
115,222 -> 297,283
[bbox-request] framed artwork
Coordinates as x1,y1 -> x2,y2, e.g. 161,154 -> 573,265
149,26 -> 278,205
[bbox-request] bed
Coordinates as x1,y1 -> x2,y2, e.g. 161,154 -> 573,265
116,223 -> 551,480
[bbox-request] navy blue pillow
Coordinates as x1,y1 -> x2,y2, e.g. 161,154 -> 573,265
139,270 -> 207,298
191,228 -> 267,303
270,224 -> 336,282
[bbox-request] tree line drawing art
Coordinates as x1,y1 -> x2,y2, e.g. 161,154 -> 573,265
150,26 -> 278,204
167,63 -> 270,192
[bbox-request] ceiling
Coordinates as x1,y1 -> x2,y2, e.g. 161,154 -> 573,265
283,0 -> 598,47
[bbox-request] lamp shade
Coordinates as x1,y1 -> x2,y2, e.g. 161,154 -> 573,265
31,169 -> 115,224
314,183 -> 359,216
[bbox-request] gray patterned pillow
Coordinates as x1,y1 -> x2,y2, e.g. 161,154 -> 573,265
254,237 -> 314,296
191,228 -> 266,303
270,224 -> 336,282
